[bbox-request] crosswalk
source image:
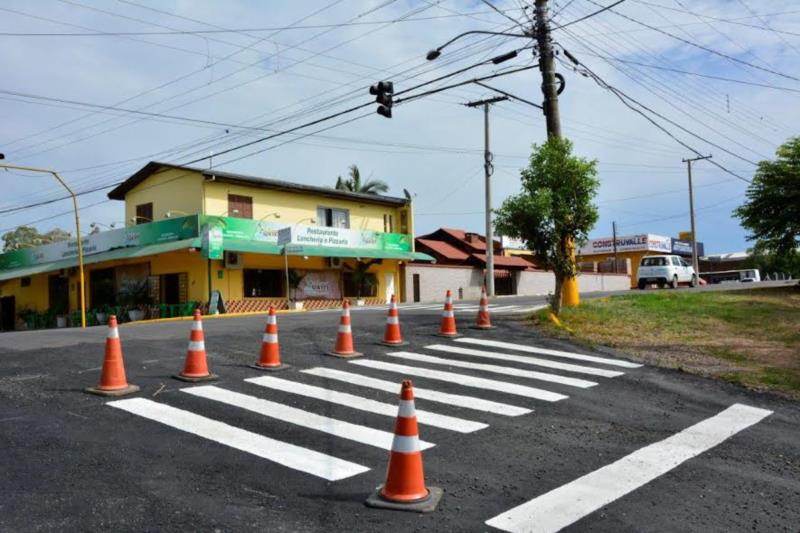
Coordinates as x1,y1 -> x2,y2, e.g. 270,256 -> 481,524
106,337 -> 640,483
310,302 -> 547,315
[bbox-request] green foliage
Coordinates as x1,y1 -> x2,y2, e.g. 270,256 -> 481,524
2,225 -> 71,251
287,269 -> 306,300
347,259 -> 379,298
494,137 -> 599,313
734,136 -> 800,259
334,164 -> 389,195
742,247 -> 800,278
117,277 -> 151,307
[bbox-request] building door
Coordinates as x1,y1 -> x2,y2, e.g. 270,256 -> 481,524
48,275 -> 69,314
412,274 -> 420,302
0,296 -> 15,331
163,273 -> 180,304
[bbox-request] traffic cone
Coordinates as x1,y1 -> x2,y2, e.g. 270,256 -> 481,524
380,295 -> 408,346
471,286 -> 495,330
365,380 -> 442,512
85,315 -> 140,397
326,300 -> 363,358
251,306 -> 290,371
435,289 -> 460,337
174,310 -> 217,382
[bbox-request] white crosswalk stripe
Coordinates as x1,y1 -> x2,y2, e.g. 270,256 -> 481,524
301,367 -> 531,417
386,351 -> 598,388
350,359 -> 568,402
245,375 -> 487,433
182,385 -> 433,451
426,344 -> 624,378
108,397 -> 369,481
455,338 -> 643,368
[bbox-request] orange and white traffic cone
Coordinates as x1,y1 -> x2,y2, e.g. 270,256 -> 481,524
85,315 -> 140,396
435,289 -> 460,337
380,295 -> 408,346
471,286 -> 495,330
365,380 -> 443,512
326,300 -> 362,358
252,306 -> 290,371
174,310 -> 217,382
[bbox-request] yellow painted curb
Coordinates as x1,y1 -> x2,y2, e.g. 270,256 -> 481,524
126,308 -> 307,326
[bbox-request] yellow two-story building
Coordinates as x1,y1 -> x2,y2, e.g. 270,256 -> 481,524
0,161 -> 431,329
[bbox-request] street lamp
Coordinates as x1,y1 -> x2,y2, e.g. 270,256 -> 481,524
90,222 -> 117,230
425,30 -> 530,61
258,212 -> 281,221
0,160 -> 87,328
165,210 -> 190,218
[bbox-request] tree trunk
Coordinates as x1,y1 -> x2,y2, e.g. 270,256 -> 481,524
551,273 -> 563,316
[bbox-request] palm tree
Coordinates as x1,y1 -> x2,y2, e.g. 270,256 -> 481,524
334,164 -> 389,195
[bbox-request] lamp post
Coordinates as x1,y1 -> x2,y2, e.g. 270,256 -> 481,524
0,157 -> 87,328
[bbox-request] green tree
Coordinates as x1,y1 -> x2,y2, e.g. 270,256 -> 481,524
334,164 -> 389,194
2,226 -> 72,251
494,137 -> 599,315
734,136 -> 800,259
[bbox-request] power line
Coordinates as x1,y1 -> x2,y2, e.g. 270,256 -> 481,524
557,52 -> 752,183
552,0 -> 627,30
0,8 -> 526,36
582,0 -> 800,83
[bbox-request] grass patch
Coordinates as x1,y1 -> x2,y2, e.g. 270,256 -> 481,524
535,286 -> 800,399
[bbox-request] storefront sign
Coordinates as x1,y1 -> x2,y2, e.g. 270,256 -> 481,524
202,224 -> 224,260
297,270 -> 341,300
671,238 -> 704,257
578,234 -> 672,256
500,235 -> 527,250
0,216 -> 199,270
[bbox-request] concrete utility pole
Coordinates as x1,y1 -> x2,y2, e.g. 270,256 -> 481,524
465,95 -> 507,297
682,154 -> 712,283
534,0 -> 578,307
612,220 -> 618,273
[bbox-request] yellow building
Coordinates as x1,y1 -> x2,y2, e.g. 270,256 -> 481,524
0,162 -> 431,329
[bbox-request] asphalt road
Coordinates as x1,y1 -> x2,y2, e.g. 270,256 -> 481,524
1,285 -> 798,532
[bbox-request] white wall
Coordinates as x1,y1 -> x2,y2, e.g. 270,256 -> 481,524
405,264 -> 631,302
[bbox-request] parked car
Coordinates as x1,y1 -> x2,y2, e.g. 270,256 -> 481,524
637,255 -> 697,289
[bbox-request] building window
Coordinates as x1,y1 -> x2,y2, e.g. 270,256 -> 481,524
20,277 -> 31,287
244,269 -> 285,298
383,214 -> 393,233
135,202 -> 153,224
316,207 -> 349,228
399,209 -> 409,234
227,194 -> 253,219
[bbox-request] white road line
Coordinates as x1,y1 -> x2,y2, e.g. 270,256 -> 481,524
387,351 -> 598,388
426,345 -> 623,379
301,367 -> 531,417
246,375 -> 486,434
507,305 -> 547,314
350,360 -> 568,402
485,403 -> 773,533
456,338 -> 643,368
486,305 -> 522,312
182,385 -> 430,451
107,397 -> 368,481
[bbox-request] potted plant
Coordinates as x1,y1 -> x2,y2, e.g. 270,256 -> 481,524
53,293 -> 69,328
287,269 -> 306,310
95,304 -> 110,325
118,277 -> 151,321
349,260 -> 378,306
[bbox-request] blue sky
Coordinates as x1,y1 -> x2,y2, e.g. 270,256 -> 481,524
0,0 -> 798,254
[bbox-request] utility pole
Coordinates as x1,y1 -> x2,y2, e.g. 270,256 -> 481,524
612,220 -> 618,273
682,154 -> 712,283
466,95 -> 508,297
534,0 -> 578,307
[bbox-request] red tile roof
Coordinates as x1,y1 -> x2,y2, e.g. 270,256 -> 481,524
468,254 -> 532,269
416,239 -> 470,261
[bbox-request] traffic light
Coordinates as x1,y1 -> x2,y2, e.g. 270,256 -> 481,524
369,81 -> 394,118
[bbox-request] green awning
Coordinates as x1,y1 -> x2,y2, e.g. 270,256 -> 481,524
283,245 -> 433,262
222,239 -> 282,255
0,238 -> 201,281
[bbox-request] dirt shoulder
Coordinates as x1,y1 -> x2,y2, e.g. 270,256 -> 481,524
534,285 -> 800,399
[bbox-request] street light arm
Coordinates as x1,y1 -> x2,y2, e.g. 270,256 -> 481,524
427,30 -> 531,60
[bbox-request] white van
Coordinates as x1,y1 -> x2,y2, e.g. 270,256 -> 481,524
637,255 -> 698,289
